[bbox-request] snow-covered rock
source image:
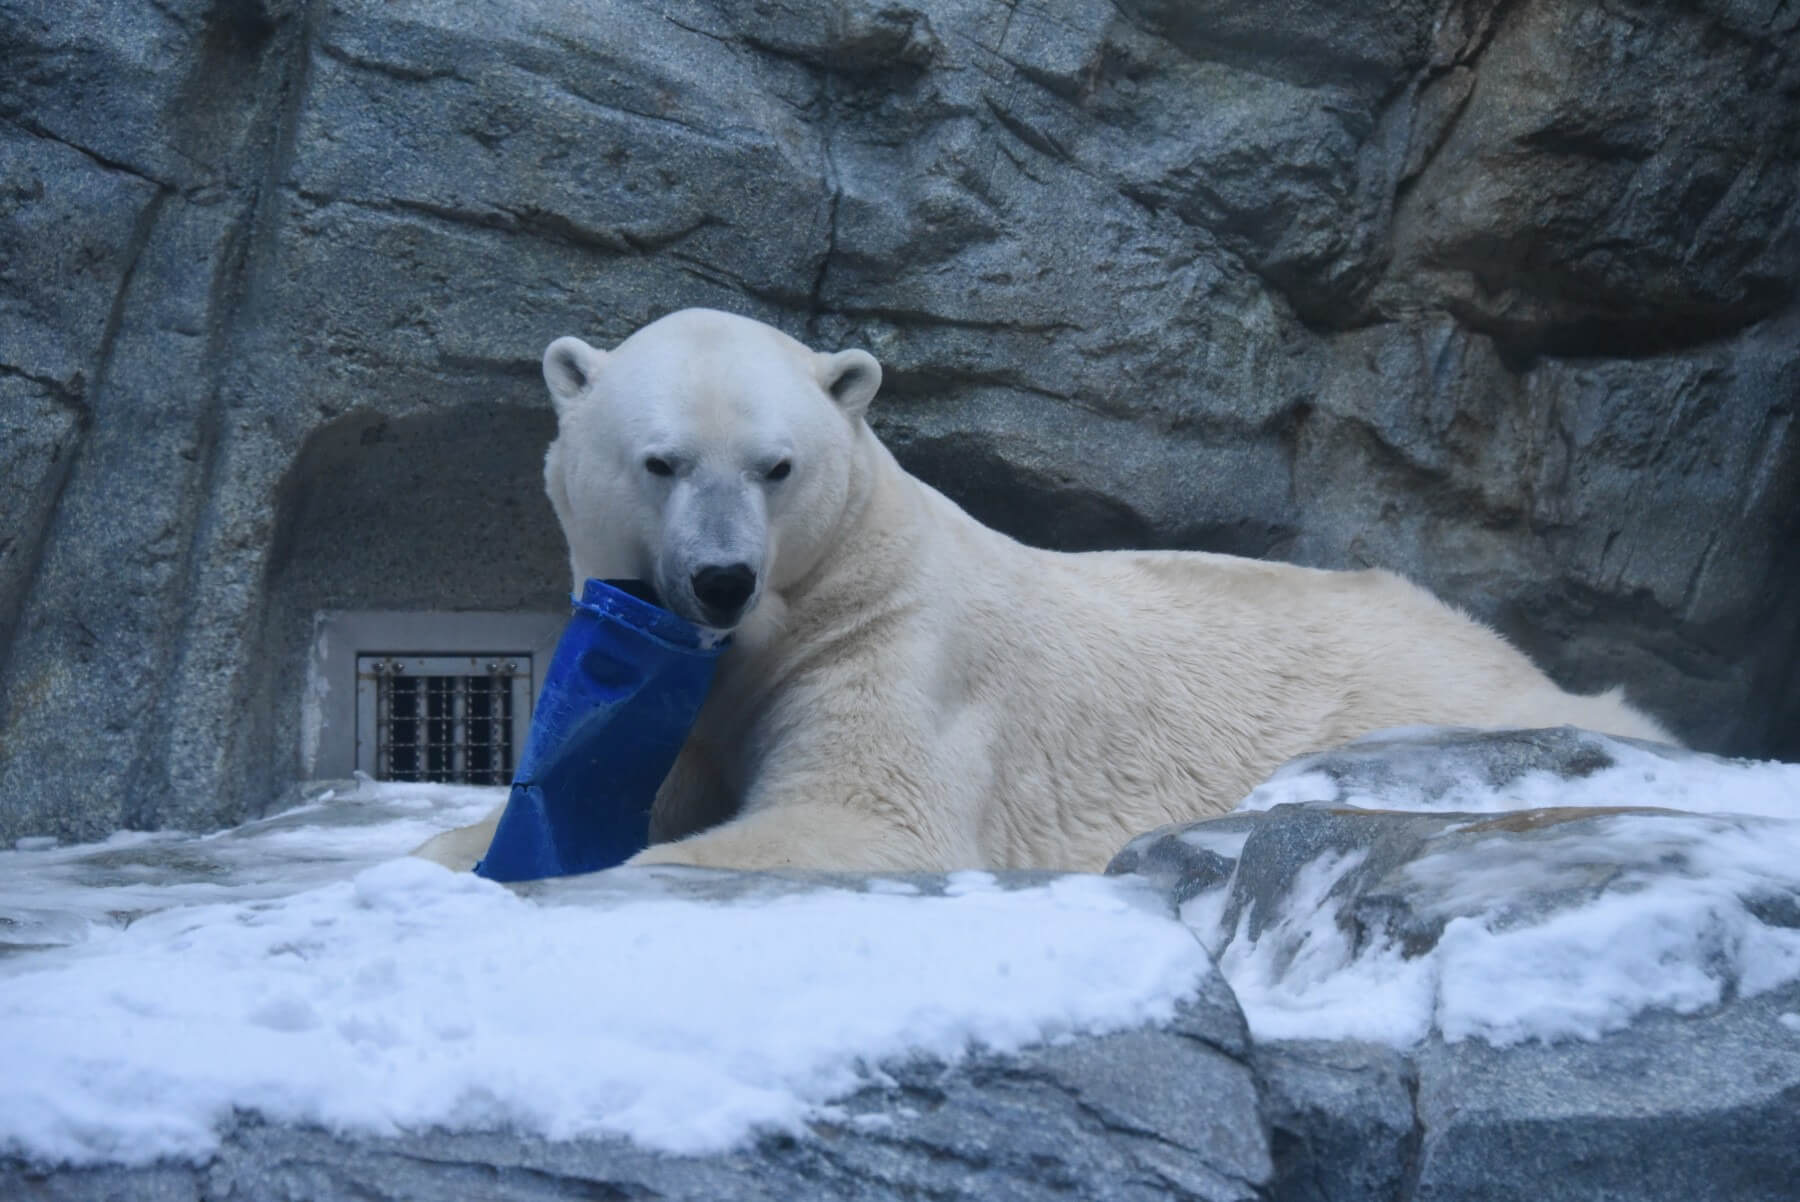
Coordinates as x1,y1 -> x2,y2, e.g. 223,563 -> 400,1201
5,728 -> 1800,1200
0,779 -> 1265,1200
1112,726 -> 1800,1201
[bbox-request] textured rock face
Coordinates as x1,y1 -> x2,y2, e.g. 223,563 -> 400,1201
1408,989 -> 1800,1202
1,0 -> 1797,841
1109,727 -> 1800,1202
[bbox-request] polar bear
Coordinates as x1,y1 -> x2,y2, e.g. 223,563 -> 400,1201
417,308 -> 1672,874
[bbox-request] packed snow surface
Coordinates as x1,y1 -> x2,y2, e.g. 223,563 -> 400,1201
1201,731 -> 1800,1049
0,782 -> 1209,1167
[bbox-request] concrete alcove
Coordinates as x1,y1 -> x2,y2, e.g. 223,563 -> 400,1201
251,403 -> 571,807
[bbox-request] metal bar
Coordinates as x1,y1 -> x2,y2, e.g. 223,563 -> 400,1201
454,672 -> 468,781
351,653 -> 536,784
374,664 -> 390,778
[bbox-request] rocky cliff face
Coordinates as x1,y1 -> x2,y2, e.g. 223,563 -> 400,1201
2,0 -> 1797,840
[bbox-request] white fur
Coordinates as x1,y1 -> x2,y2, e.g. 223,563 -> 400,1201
417,309 -> 1674,875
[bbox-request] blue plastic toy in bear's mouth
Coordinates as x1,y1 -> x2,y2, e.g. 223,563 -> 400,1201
473,579 -> 726,882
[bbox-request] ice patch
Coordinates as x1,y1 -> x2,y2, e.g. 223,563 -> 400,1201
0,780 -> 504,950
1176,887 -> 1232,958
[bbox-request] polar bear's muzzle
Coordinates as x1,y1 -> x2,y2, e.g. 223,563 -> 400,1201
652,466 -> 770,631
690,562 -> 758,628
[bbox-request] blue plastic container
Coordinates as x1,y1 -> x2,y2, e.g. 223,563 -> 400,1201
474,579 -> 725,882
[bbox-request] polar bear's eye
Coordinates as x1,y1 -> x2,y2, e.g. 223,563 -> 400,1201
644,456 -> 674,478
766,460 -> 792,482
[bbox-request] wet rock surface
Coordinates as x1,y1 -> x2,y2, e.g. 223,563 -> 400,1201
2,0 -> 1798,845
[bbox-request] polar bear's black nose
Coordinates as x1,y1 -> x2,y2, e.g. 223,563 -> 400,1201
692,563 -> 756,619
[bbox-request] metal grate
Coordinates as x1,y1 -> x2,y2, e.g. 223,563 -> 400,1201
355,655 -> 531,785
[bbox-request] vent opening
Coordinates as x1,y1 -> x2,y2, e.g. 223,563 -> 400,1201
304,610 -> 565,787
357,655 -> 528,785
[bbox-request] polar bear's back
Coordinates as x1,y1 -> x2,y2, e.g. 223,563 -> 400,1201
948,543 -> 1670,868
1083,548 -> 1666,742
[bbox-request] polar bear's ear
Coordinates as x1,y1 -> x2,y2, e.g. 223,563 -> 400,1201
543,336 -> 607,412
815,348 -> 882,419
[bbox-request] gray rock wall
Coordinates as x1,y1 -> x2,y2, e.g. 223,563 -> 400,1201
2,0 -> 1797,841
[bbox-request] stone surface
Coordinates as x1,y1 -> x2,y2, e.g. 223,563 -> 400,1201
1229,723 -> 1785,815
1215,799 -> 1792,978
1253,1039 -> 1419,1202
1107,727 -> 1800,1201
2,0 -> 1797,845
1378,0 -> 1800,351
1410,984 -> 1800,1202
0,375 -> 82,661
1107,810 -> 1260,906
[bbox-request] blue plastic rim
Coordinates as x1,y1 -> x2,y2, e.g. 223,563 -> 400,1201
473,579 -> 726,882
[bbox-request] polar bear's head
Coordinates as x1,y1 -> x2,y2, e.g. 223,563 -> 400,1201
540,309 -> 882,632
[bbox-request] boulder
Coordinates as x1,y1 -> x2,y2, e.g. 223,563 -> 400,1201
1409,985 -> 1800,1202
1111,726 -> 1800,1201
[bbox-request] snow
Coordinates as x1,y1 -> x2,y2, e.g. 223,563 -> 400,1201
1241,727 -> 1800,819
0,781 -> 1210,1168
1216,810 -> 1800,1047
0,778 -> 501,945
1215,849 -> 1438,1048
1206,732 -> 1800,1049
6,730 -> 1799,1169
1167,822 -> 1254,863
